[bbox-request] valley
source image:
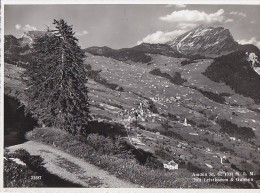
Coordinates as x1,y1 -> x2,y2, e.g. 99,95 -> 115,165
83,53 -> 260,178
4,24 -> 260,188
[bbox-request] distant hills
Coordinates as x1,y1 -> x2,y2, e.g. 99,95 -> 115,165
5,25 -> 260,64
4,26 -> 260,99
84,46 -> 153,63
4,31 -> 52,66
84,25 -> 260,61
4,34 -> 32,66
84,43 -> 185,63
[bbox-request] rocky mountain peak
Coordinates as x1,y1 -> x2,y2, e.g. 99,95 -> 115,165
21,31 -> 48,48
167,25 -> 239,58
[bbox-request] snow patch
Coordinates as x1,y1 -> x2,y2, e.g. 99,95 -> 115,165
254,67 -> 260,75
205,163 -> 213,168
100,103 -> 119,110
247,52 -> 259,65
204,41 -> 219,49
9,158 -> 26,166
177,32 -> 192,52
247,52 -> 260,75
192,28 -> 211,38
189,133 -> 198,136
131,137 -> 146,146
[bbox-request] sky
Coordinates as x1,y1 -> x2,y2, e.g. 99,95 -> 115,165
4,4 -> 260,49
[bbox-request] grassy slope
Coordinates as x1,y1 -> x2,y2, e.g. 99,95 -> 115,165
4,149 -> 45,187
4,50 -> 260,187
83,54 -> 260,176
4,63 -> 27,103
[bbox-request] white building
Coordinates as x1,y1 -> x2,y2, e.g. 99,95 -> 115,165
163,160 -> 179,170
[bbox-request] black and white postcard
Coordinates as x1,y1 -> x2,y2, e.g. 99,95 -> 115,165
1,0 -> 260,192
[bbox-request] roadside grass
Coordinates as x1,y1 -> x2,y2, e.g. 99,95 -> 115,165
26,127 -> 228,188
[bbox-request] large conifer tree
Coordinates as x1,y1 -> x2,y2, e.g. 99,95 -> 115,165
26,19 -> 91,135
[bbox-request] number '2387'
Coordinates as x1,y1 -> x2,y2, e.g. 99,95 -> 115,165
31,176 -> 42,180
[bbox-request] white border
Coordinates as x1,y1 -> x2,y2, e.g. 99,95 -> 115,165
1,0 -> 260,193
1,2 -> 4,190
1,189 -> 260,193
2,0 -> 260,5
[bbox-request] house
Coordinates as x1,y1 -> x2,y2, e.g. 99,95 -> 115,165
163,160 -> 179,170
229,137 -> 236,141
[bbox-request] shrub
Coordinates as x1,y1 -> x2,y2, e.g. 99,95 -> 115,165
217,119 -> 255,140
181,60 -> 195,66
4,149 -> 45,187
149,68 -> 186,85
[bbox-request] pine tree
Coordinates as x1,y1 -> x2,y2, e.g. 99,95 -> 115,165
26,19 -> 91,135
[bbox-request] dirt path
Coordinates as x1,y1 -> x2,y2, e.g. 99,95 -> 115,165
7,141 -> 139,188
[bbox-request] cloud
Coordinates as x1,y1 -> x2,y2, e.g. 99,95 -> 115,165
137,30 -> 187,44
159,9 -> 225,24
175,4 -> 186,8
238,37 -> 260,48
137,8 -> 236,46
225,19 -> 234,23
230,11 -> 246,17
15,24 -> 21,30
76,30 -> 88,36
22,24 -> 37,31
166,4 -> 187,8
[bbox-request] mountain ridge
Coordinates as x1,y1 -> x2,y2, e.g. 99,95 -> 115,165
166,25 -> 240,57
4,26 -> 260,67
84,25 -> 260,60
5,25 -> 260,61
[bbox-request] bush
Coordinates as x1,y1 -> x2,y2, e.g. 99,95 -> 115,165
81,133 -> 133,159
149,68 -> 186,85
85,67 -> 123,91
4,149 -> 45,187
217,119 -> 255,140
181,60 -> 195,66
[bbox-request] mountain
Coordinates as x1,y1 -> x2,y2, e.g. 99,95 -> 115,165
4,35 -> 21,55
20,31 -> 48,48
6,26 -> 260,65
4,35 -> 31,66
84,43 -> 186,63
4,31 -> 49,66
167,25 -> 241,58
85,26 -> 259,61
204,51 -> 260,103
85,46 -> 114,55
130,43 -> 183,58
84,46 -> 152,63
